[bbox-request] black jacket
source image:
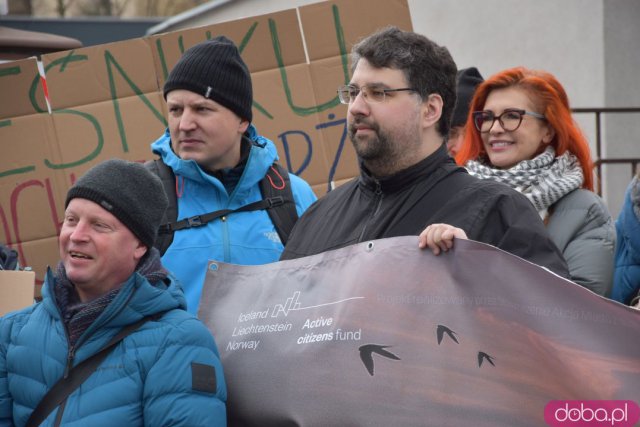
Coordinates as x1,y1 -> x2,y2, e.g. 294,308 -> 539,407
281,145 -> 569,278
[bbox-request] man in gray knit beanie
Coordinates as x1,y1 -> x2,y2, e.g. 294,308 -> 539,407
61,158 -> 170,302
66,158 -> 168,249
146,36 -> 316,315
0,157 -> 227,425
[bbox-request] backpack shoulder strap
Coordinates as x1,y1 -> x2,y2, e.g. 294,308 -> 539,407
25,313 -> 162,427
144,159 -> 177,256
259,163 -> 299,245
144,160 -> 298,249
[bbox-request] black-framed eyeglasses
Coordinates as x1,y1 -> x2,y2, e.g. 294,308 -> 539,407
337,85 -> 417,104
472,109 -> 546,133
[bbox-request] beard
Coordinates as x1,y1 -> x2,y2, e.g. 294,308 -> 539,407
348,117 -> 393,161
347,110 -> 423,177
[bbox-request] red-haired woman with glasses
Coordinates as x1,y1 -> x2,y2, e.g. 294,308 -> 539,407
455,66 -> 615,297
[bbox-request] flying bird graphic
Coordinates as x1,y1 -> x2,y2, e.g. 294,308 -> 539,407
436,324 -> 459,345
359,344 -> 401,376
478,351 -> 495,367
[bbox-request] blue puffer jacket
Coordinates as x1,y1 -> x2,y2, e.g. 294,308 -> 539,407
0,269 -> 226,427
612,177 -> 640,304
151,125 -> 317,314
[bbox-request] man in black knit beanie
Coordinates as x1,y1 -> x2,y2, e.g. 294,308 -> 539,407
147,36 -> 317,315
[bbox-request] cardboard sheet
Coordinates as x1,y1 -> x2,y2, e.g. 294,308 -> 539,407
0,270 -> 36,316
0,0 -> 412,287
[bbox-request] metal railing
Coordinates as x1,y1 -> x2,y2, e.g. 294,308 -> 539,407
571,107 -> 640,196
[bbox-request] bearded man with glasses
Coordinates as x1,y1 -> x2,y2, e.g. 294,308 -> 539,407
280,26 -> 568,279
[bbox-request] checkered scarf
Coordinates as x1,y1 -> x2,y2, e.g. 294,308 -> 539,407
465,146 -> 584,217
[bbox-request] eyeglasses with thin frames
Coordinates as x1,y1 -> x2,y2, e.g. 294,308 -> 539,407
472,108 -> 546,133
337,85 -> 417,104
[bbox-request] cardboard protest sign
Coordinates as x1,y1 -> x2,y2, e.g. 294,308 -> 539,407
199,237 -> 640,427
0,270 -> 35,316
0,0 -> 412,289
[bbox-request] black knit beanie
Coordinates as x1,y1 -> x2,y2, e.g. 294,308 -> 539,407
163,36 -> 253,122
65,159 -> 169,249
451,67 -> 484,128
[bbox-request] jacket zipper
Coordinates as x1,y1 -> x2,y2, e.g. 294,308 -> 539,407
53,323 -> 75,426
221,215 -> 230,262
221,172 -> 236,263
358,180 -> 383,242
222,141 -> 258,262
50,284 -> 134,425
63,346 -> 76,379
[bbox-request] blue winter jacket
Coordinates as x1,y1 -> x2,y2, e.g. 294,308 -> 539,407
151,125 -> 317,314
0,269 -> 227,426
612,177 -> 640,304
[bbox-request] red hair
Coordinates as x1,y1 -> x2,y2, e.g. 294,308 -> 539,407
455,67 -> 594,191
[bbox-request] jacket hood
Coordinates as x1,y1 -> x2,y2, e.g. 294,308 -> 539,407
42,267 -> 186,327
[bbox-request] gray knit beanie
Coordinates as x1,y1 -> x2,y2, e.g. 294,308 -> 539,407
163,36 -> 253,122
65,159 -> 169,248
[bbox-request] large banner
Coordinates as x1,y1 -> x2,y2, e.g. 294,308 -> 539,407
200,237 -> 640,427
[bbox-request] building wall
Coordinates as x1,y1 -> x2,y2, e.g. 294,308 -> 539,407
602,0 -> 640,216
410,0 -> 638,216
162,0 -> 605,106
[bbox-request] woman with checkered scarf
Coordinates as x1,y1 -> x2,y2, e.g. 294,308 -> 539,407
455,67 -> 615,297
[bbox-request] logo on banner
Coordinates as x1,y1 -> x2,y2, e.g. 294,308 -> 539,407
271,291 -> 365,318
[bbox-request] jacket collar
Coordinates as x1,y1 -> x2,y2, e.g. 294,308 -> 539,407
213,136 -> 252,195
358,144 -> 453,194
151,124 -> 278,194
42,264 -> 184,327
